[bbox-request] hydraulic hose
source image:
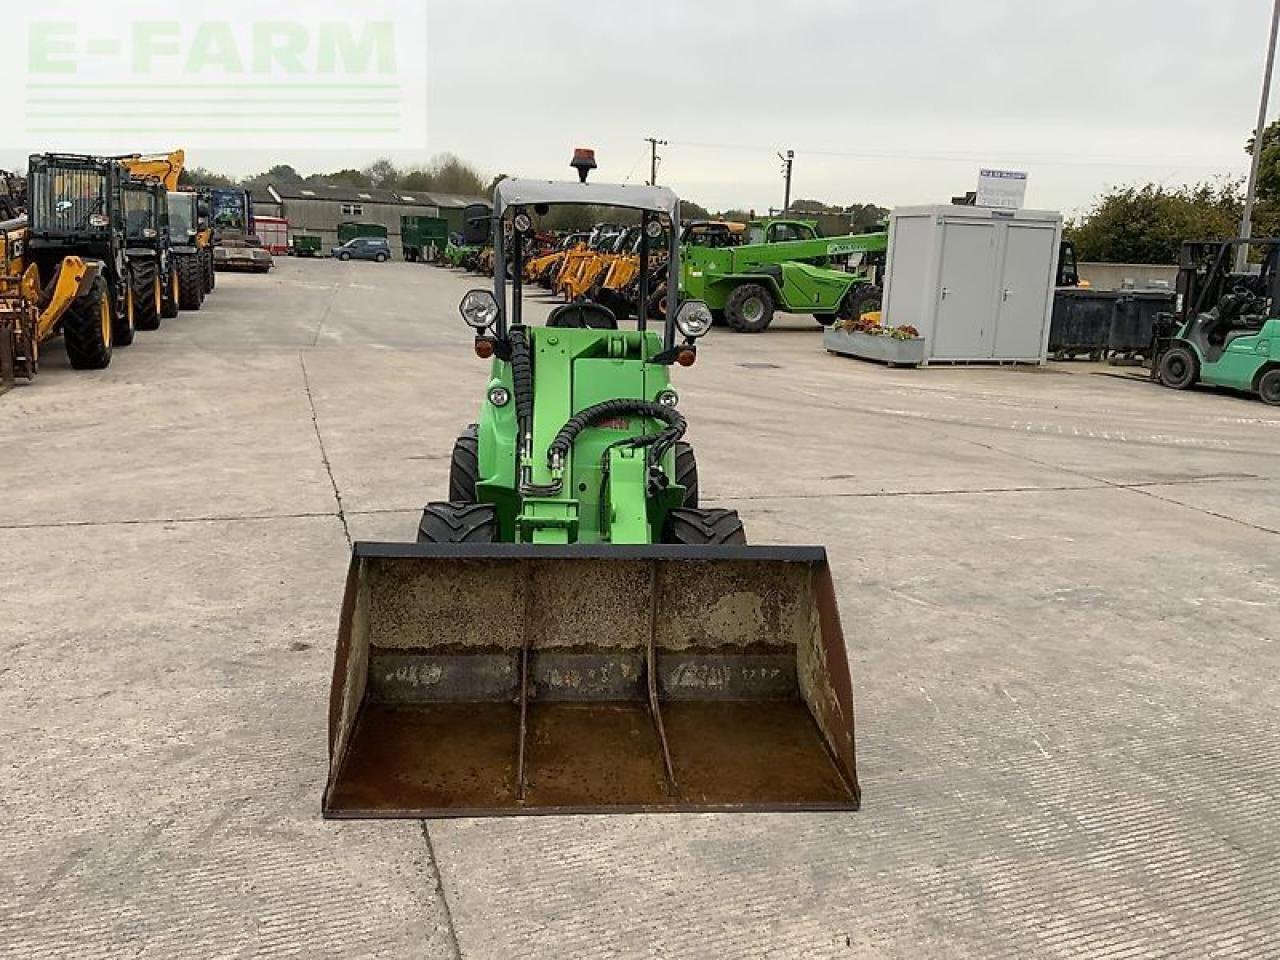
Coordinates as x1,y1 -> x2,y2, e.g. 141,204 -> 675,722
547,399 -> 686,470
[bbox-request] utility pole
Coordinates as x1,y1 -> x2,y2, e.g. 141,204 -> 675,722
1239,0 -> 1280,272
645,137 -> 667,186
778,150 -> 795,213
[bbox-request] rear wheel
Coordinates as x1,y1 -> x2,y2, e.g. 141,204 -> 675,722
1159,345 -> 1199,390
417,502 -> 498,543
725,283 -> 774,333
131,260 -> 161,331
663,507 -> 747,545
448,425 -> 480,502
177,256 -> 203,311
63,276 -> 113,370
1258,368 -> 1280,406
674,442 -> 698,508
375,252 -> 389,263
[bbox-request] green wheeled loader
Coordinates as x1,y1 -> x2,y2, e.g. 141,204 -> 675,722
1156,239 -> 1280,406
324,175 -> 859,817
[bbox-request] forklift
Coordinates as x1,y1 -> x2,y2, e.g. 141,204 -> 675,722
1155,239 -> 1280,405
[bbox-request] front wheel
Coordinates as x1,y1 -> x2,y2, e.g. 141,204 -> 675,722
113,276 -> 136,347
839,284 -> 882,322
338,252 -> 352,262
724,283 -> 774,333
417,502 -> 498,543
1159,345 -> 1199,391
663,507 -> 747,545
1258,368 -> 1280,406
63,276 -> 114,370
177,256 -> 203,311
132,260 -> 162,331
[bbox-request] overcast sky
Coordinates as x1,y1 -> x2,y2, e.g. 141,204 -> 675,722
7,0 -> 1276,216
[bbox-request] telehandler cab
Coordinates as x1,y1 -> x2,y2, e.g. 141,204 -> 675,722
324,174 -> 859,818
26,153 -> 136,357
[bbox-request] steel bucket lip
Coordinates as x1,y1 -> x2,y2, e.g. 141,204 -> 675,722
324,799 -> 860,820
350,541 -> 832,564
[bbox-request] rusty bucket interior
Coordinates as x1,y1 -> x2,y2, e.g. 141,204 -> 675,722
324,543 -> 858,817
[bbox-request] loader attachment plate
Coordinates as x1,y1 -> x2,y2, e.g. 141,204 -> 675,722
324,543 -> 858,817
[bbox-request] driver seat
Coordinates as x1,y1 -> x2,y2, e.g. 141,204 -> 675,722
547,301 -> 618,330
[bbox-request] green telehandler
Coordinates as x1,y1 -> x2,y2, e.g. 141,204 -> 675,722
1156,239 -> 1280,406
682,223 -> 888,333
324,174 -> 859,818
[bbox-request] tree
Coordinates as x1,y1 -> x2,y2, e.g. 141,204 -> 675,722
427,154 -> 486,196
1068,181 -> 1243,264
363,158 -> 400,189
679,199 -> 710,221
1245,118 -> 1280,204
326,168 -> 373,188
180,166 -> 234,187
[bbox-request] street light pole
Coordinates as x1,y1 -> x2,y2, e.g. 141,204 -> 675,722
1238,0 -> 1280,272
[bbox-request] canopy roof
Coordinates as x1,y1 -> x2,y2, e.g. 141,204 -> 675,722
494,179 -> 679,217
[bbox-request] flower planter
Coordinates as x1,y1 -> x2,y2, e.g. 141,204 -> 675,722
824,327 -> 926,368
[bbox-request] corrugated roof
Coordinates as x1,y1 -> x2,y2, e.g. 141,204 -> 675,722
268,182 -> 488,209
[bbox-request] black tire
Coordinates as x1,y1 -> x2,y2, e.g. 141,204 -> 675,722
674,441 -> 699,508
112,275 -> 136,347
448,425 -> 480,502
160,264 -> 179,319
1159,344 -> 1199,390
131,259 -> 162,331
417,502 -> 498,543
1258,368 -> 1280,406
814,313 -> 838,327
839,284 -> 883,321
375,252 -> 389,263
203,249 -> 216,292
724,283 -> 774,333
63,276 -> 113,370
663,507 -> 747,545
177,255 -> 203,311
338,252 -> 352,262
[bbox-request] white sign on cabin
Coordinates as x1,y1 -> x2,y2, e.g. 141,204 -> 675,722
976,169 -> 1028,210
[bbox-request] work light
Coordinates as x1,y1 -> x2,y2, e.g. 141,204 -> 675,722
513,211 -> 532,234
674,300 -> 713,340
460,289 -> 500,330
645,219 -> 664,240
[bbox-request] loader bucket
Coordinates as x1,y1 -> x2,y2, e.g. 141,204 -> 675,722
324,543 -> 858,817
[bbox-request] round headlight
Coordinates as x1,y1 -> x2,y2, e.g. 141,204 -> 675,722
513,212 -> 532,234
656,389 -> 679,408
645,219 -> 664,240
459,289 -> 500,330
488,386 -> 511,407
674,300 -> 713,340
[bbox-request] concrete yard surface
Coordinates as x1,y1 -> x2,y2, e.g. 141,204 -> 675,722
2,259 -> 1277,959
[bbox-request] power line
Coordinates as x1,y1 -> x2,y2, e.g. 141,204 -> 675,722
665,138 -> 1247,171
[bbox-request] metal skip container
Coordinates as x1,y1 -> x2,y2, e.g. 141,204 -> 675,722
323,543 -> 859,817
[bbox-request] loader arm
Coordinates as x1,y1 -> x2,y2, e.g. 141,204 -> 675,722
36,258 -> 99,341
